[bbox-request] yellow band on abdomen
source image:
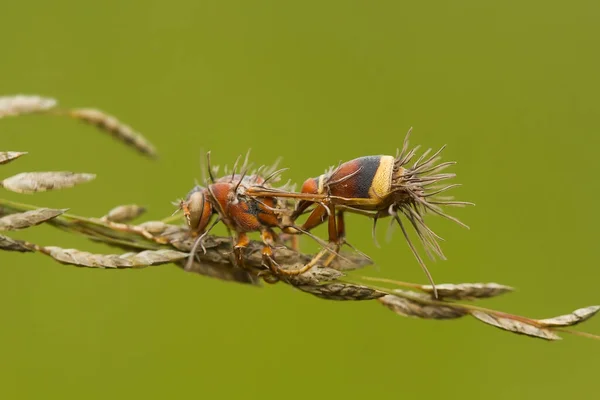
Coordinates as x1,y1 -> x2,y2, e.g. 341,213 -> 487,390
369,155 -> 394,198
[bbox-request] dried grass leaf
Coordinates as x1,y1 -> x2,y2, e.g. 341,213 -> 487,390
41,246 -> 187,268
418,282 -> 514,300
101,204 -> 146,223
0,234 -> 33,252
537,306 -> 600,328
0,95 -> 57,118
379,293 -> 468,319
470,310 -> 561,341
1,171 -> 96,193
0,152 -> 27,165
69,108 -> 157,158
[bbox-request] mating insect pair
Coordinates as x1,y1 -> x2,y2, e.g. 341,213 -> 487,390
179,128 -> 472,294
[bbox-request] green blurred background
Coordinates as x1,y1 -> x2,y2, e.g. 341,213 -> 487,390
1,1 -> 598,399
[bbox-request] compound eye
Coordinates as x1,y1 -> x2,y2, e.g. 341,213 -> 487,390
185,191 -> 206,231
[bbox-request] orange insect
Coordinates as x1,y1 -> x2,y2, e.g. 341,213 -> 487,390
179,152 -> 320,282
247,128 -> 473,294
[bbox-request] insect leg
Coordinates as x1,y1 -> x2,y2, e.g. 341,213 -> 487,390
233,232 -> 250,268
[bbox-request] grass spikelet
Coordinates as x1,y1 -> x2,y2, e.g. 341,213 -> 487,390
294,282 -> 386,301
379,293 -> 468,319
470,311 -> 562,341
38,246 -> 187,268
68,108 -> 158,158
1,172 -> 96,193
361,276 -> 514,301
119,249 -> 188,266
536,306 -> 600,328
0,208 -> 67,231
369,279 -> 600,341
419,282 -> 514,300
0,234 -> 33,252
177,259 -> 261,285
283,266 -> 344,286
0,95 -> 57,118
101,204 -> 146,223
0,152 -> 28,165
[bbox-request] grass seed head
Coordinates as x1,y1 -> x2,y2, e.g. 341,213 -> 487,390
0,95 -> 57,118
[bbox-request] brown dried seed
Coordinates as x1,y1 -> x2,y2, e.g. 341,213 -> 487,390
1,171 -> 96,193
295,283 -> 386,301
470,310 -> 561,341
69,108 -> 157,158
101,204 -> 146,223
0,234 -> 33,252
0,152 -> 28,165
536,306 -> 600,328
417,282 -> 514,300
0,208 -> 67,231
379,293 -> 468,319
0,95 -> 57,118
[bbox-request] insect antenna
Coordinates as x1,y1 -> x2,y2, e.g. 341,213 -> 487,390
171,200 -> 185,216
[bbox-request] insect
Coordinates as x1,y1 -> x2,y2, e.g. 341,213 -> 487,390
178,152 -> 321,283
247,128 -> 473,295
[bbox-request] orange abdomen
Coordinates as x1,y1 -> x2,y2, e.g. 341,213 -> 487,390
327,155 -> 393,199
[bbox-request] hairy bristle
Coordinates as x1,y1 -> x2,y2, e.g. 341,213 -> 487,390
387,129 -> 473,279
